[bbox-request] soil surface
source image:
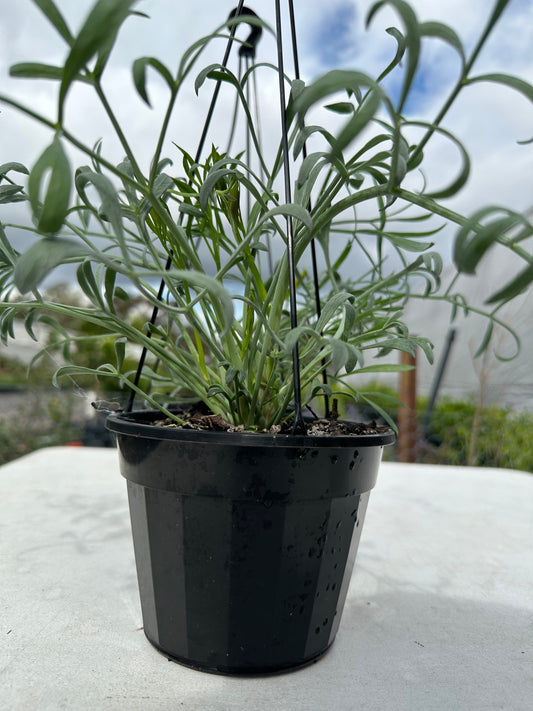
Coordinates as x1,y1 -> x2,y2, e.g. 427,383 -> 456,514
153,401 -> 392,437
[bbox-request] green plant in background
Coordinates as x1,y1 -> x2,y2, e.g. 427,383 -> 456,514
0,0 -> 532,431
0,390 -> 82,465
421,397 -> 533,472
342,380 -> 533,472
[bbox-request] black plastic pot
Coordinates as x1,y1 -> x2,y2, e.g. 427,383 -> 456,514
106,410 -> 394,675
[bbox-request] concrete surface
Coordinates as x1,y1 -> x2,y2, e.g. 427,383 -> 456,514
1,447 -> 532,710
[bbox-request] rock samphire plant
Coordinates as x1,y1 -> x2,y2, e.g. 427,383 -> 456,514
1,0 -> 532,676
1,0 -> 532,431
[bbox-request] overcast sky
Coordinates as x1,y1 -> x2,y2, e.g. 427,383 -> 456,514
1,0 -> 533,271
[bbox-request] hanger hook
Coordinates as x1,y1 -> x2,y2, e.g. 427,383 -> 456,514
228,6 -> 263,58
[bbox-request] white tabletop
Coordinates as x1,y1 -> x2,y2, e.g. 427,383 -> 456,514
1,447 -> 532,710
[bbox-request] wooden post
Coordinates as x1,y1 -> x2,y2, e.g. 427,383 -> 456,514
397,349 -> 417,463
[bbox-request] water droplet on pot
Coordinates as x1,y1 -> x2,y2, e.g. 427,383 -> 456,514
315,627 -> 320,635
349,460 -> 355,470
330,455 -> 338,464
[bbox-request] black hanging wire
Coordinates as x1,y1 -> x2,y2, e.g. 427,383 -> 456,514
274,0 -> 305,434
287,0 -> 330,418
125,1 -> 256,413
244,52 -> 252,220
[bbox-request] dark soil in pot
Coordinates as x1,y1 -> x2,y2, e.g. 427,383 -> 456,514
106,409 -> 394,675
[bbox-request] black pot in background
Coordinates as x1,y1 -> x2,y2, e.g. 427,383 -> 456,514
106,410 -> 395,675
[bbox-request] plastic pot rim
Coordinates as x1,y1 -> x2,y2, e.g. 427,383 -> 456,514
106,409 -> 396,449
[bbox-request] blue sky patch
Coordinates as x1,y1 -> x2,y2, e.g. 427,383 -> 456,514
311,2 -> 357,69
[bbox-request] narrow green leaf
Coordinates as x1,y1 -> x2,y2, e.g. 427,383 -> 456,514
0,185 -> 25,204
419,21 -> 465,68
296,152 -> 330,188
114,286 -> 130,302
324,102 -> 355,115
487,262 -> 533,304
206,384 -> 231,399
77,261 -> 105,308
454,207 -> 523,274
0,162 -> 29,177
225,366 -> 239,386
474,321 -> 494,358
377,337 -> 418,358
132,56 -> 174,107
199,168 -> 237,211
354,364 -> 414,374
282,326 -> 319,354
194,63 -> 235,95
24,310 -> 39,341
0,307 -> 17,345
179,203 -> 205,218
367,0 -> 420,112
330,340 -> 349,372
104,267 -> 117,311
376,27 -> 406,83
292,70 -> 384,157
28,135 -> 72,234
11,62 -> 57,81
293,125 -> 336,159
332,242 -> 353,272
389,126 -> 410,190
32,0 -> 73,45
316,291 -> 354,332
262,203 -> 313,232
0,223 -> 17,263
75,167 -> 125,251
342,303 -> 357,338
95,14 -> 149,79
53,363 -> 112,387
14,238 -> 87,293
114,337 -> 126,370
59,0 -> 138,121
423,251 -> 443,277
9,62 -> 94,88
386,234 -> 433,252
138,173 -> 175,219
174,270 -> 234,335
358,392 -> 398,431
